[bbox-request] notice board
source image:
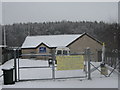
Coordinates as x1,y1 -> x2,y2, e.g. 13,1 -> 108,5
56,55 -> 84,71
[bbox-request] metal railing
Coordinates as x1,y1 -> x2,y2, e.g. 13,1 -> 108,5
12,48 -> 92,82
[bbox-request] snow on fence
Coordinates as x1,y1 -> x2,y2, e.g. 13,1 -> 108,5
2,47 -> 119,84
10,48 -> 92,82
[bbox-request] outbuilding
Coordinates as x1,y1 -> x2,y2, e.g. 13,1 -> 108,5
21,33 -> 103,62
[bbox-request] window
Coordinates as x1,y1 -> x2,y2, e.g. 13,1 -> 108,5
30,52 -> 35,54
39,47 -> 46,53
63,50 -> 67,55
57,50 -> 62,55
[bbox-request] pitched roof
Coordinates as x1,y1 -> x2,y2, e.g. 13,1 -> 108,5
21,33 -> 103,49
21,34 -> 82,48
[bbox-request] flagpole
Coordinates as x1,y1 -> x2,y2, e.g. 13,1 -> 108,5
2,2 -> 6,47
3,25 -> 6,46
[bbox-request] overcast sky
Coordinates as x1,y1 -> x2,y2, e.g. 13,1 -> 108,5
1,2 -> 118,25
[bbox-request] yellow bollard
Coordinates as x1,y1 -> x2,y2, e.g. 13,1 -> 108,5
101,63 -> 108,75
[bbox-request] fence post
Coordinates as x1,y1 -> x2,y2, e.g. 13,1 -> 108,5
14,49 -> 17,82
52,49 -> 55,80
84,49 -> 87,77
86,47 -> 91,80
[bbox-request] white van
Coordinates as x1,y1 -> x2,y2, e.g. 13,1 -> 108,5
55,46 -> 70,55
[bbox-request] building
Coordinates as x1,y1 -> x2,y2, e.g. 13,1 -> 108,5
21,33 -> 103,62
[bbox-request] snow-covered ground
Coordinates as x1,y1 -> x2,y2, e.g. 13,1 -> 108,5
0,59 -> 118,88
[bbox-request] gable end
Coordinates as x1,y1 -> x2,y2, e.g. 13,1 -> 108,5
66,33 -> 103,47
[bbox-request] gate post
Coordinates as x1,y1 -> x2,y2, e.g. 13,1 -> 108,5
86,47 -> 91,80
84,49 -> 87,77
52,49 -> 55,80
13,49 -> 17,82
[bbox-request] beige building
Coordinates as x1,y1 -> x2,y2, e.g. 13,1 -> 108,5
21,33 -> 103,62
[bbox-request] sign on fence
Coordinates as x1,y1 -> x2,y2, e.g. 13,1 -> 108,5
56,55 -> 84,70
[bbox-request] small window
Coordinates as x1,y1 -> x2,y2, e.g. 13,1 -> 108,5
63,50 -> 67,55
39,47 -> 46,53
57,50 -> 62,55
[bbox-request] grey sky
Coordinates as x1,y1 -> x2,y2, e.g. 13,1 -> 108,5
2,2 -> 118,25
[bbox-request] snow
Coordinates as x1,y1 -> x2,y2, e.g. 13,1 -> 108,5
1,58 -> 118,88
21,34 -> 82,48
2,60 -> 14,70
0,45 -> 7,48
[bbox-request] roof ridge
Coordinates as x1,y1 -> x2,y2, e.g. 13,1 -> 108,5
27,34 -> 82,37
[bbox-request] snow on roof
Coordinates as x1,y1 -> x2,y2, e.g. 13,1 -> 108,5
21,34 -> 82,48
